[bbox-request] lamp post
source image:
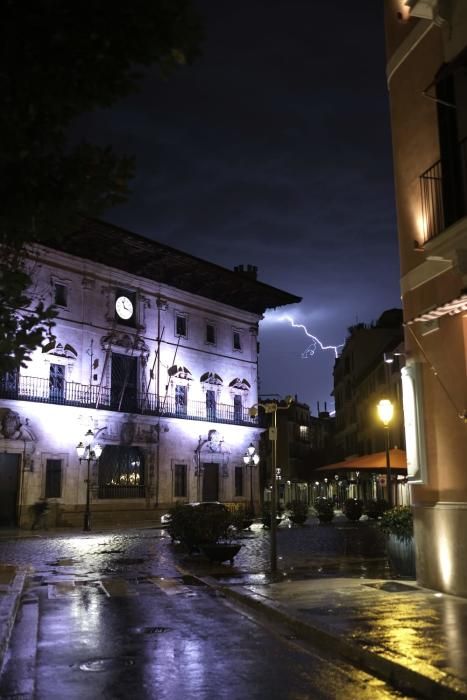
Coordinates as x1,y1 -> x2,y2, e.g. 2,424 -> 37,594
377,398 -> 394,508
243,442 -> 260,513
76,429 -> 102,532
249,396 -> 292,573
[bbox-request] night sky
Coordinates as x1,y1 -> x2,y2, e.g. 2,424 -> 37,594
74,0 -> 401,414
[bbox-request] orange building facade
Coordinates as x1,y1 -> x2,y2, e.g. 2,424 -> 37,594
384,0 -> 467,595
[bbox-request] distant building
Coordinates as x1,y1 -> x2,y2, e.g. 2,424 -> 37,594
258,396 -> 335,505
333,309 -> 405,458
0,219 -> 300,528
384,0 -> 467,596
316,309 -> 408,506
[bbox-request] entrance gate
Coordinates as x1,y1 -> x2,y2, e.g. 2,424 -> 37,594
202,463 -> 219,501
0,454 -> 20,526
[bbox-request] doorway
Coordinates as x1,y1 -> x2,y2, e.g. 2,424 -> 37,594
0,454 -> 20,526
202,463 -> 219,501
111,353 -> 138,412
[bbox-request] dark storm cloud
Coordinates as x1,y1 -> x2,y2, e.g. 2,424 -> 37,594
73,0 -> 401,410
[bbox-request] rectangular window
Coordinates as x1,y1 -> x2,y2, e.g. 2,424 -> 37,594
233,331 -> 241,350
234,394 -> 242,422
174,464 -> 187,498
110,353 -> 138,412
235,466 -> 244,497
53,283 -> 68,307
45,459 -> 62,498
176,314 -> 187,337
206,390 -> 216,420
206,323 -> 216,344
0,369 -> 19,397
49,363 -> 65,401
299,425 -> 309,441
175,384 -> 187,416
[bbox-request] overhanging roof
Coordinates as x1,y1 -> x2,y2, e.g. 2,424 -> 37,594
406,293 -> 467,324
52,218 -> 301,315
315,449 -> 407,472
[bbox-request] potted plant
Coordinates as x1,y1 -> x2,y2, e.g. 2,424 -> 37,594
343,497 -> 363,522
286,500 -> 308,525
230,505 -> 254,530
364,499 -> 389,520
167,502 -> 242,564
380,505 -> 415,578
313,497 -> 334,523
261,502 -> 283,528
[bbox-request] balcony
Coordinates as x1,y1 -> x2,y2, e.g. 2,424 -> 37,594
420,138 -> 467,243
0,375 -> 258,427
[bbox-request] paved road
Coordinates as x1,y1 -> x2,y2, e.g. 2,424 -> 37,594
0,525 -> 409,700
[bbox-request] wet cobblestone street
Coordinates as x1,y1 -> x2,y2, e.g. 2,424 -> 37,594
0,513 -> 389,583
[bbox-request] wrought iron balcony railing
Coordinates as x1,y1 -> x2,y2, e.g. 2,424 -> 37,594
420,137 -> 467,243
0,375 -> 258,427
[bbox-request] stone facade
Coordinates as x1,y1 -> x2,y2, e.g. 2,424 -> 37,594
0,223 -> 299,528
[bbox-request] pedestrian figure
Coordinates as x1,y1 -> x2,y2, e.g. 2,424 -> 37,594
31,499 -> 49,530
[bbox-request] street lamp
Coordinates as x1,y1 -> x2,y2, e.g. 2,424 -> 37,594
76,429 -> 102,532
243,442 -> 260,513
249,396 -> 293,573
377,398 -> 394,507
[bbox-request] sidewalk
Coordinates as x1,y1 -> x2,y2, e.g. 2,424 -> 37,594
0,565 -> 28,673
181,565 -> 467,700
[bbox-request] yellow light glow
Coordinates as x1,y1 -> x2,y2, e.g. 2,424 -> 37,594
397,0 -> 411,22
377,398 -> 394,426
437,530 -> 453,588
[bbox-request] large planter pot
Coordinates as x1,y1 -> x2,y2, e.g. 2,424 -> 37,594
200,543 -> 242,564
386,535 -> 416,578
261,516 -> 282,529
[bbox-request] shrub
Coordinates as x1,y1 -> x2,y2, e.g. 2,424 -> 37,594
286,500 -> 308,524
167,503 -> 235,551
313,497 -> 334,523
229,505 -> 254,530
380,506 -> 413,542
364,499 -> 390,520
261,502 -> 283,528
343,498 -> 363,521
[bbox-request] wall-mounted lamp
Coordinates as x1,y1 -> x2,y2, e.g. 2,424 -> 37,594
384,351 -> 406,365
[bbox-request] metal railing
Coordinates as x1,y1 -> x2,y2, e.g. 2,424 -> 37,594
420,138 -> 467,242
0,375 -> 258,426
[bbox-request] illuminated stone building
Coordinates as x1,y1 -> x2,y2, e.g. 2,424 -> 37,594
0,219 -> 299,528
385,1 -> 467,594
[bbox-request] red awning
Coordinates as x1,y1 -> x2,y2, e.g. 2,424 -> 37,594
315,449 -> 407,472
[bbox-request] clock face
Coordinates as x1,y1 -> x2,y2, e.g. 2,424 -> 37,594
115,295 -> 134,320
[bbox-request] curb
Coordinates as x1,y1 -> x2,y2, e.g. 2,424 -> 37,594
187,571 -> 467,700
0,570 -> 28,673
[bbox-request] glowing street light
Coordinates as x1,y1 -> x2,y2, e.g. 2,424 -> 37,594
377,398 -> 394,507
243,442 -> 260,513
76,429 -> 102,532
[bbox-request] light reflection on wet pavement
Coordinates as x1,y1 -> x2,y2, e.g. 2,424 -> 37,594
0,516 -> 390,585
0,518 -> 413,700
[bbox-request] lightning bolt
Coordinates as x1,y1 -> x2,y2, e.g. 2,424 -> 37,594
279,315 -> 343,359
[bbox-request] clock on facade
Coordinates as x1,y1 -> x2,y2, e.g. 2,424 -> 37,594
115,295 -> 134,320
